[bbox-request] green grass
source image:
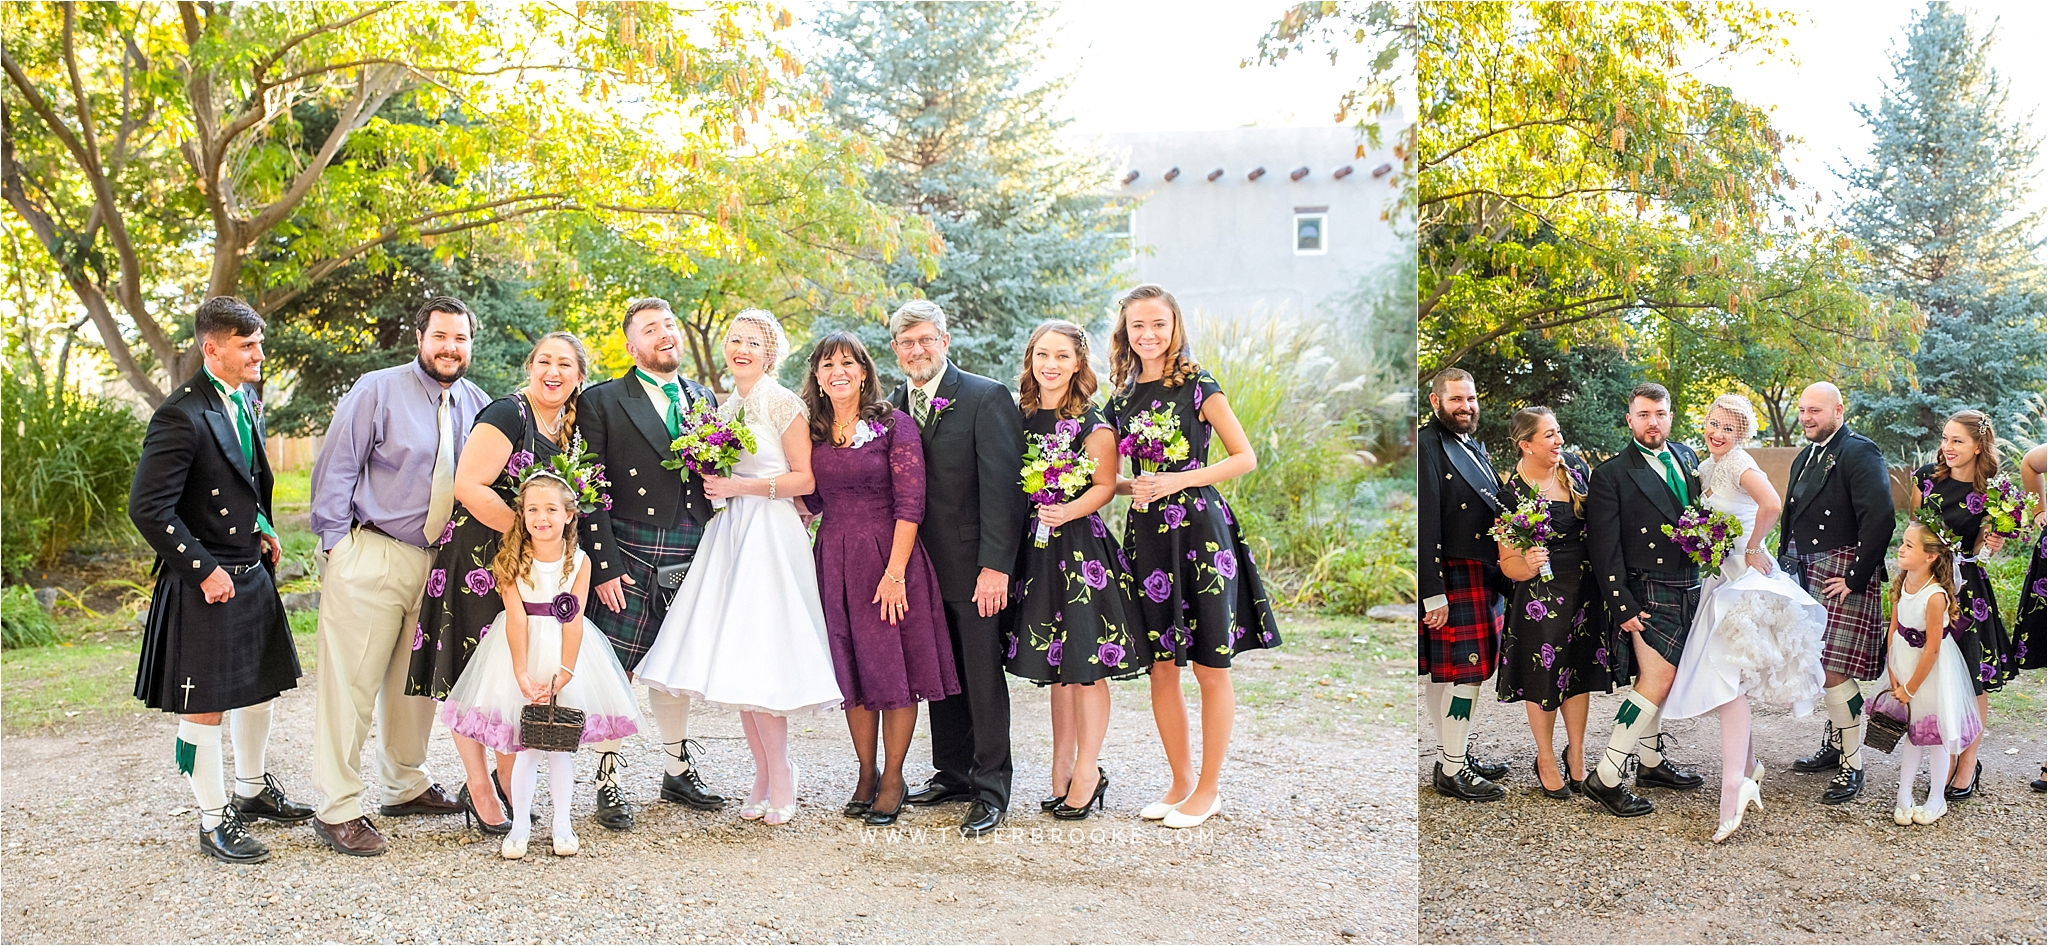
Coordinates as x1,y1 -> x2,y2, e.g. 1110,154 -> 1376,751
1988,670 -> 2044,728
273,469 -> 312,512
1218,609 -> 1412,734
0,610 -> 317,733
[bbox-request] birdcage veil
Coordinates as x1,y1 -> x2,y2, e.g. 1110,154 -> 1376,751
725,308 -> 790,375
1708,393 -> 1758,443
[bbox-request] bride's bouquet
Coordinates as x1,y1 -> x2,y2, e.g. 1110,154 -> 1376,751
1023,420 -> 1098,548
1488,492 -> 1559,580
1118,407 -> 1189,512
662,401 -> 757,510
1976,473 -> 2039,539
1662,506 -> 1744,569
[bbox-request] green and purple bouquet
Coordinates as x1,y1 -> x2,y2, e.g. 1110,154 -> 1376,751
1488,492 -> 1559,580
1662,506 -> 1743,569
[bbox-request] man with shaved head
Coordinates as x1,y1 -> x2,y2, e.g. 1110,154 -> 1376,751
1775,381 -> 1894,803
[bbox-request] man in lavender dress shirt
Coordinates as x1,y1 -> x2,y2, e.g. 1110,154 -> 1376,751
307,297 -> 491,856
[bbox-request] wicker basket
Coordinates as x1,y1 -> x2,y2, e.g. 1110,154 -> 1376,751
519,681 -> 585,752
1864,710 -> 1907,754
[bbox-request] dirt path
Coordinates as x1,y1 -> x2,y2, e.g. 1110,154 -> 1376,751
1416,676 -> 2048,944
1,616 -> 1408,944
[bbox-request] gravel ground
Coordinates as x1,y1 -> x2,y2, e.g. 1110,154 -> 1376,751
1,633 -> 1406,944
1416,676 -> 2048,944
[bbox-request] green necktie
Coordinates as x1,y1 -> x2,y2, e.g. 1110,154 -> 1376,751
1652,448 -> 1688,505
661,381 -> 684,438
226,388 -> 275,538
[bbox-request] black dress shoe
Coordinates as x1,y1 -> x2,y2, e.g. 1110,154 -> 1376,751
1465,754 -> 1510,782
843,794 -> 876,819
1581,766 -> 1654,817
379,783 -> 463,816
959,799 -> 1006,836
906,780 -> 973,806
1039,793 -> 1064,813
1819,766 -> 1865,804
594,782 -> 635,831
200,807 -> 271,864
1532,759 -> 1571,799
1792,730 -> 1842,773
657,740 -> 726,810
1431,761 -> 1504,802
1943,760 -> 1982,801
2033,765 -> 2045,794
1636,759 -> 1705,790
493,771 -> 537,823
231,773 -> 315,823
863,779 -> 909,827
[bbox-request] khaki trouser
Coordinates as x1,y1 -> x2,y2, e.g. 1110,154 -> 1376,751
311,527 -> 438,822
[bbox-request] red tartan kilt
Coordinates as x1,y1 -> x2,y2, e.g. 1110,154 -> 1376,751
1421,558 -> 1501,683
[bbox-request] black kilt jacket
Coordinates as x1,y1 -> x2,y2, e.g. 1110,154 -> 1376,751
1418,416 -> 1504,603
578,370 -> 719,586
1586,441 -> 1704,624
1775,426 -> 1892,593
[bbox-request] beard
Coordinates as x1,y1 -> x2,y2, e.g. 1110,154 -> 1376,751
417,351 -> 469,385
1434,404 -> 1477,435
1803,417 -> 1840,443
1634,428 -> 1668,449
904,360 -> 943,385
637,345 -> 681,375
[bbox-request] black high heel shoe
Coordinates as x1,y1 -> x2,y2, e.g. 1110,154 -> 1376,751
1533,759 -> 1571,799
1040,778 -> 1071,812
864,779 -> 908,827
1562,748 -> 1583,793
1944,760 -> 1982,801
460,785 -> 512,836
1053,768 -> 1108,820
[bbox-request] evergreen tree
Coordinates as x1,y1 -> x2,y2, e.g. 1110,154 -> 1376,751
1839,4 -> 2047,456
809,2 -> 1126,382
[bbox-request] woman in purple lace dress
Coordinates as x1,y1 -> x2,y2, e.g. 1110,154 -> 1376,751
801,332 -> 958,826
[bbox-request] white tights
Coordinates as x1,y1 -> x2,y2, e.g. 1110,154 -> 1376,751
1715,697 -> 1755,823
507,749 -> 575,841
1896,740 -> 1952,810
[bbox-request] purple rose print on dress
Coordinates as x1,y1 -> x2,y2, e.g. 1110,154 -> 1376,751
411,623 -> 425,651
1965,492 -> 1987,514
1163,505 -> 1187,529
1098,642 -> 1126,667
1144,569 -> 1172,602
480,622 -> 494,640
1081,560 -> 1109,590
1971,597 -> 1990,621
1572,606 -> 1587,627
1556,668 -> 1571,691
1214,549 -> 1237,580
1005,634 -> 1019,659
1117,549 -> 1131,571
1539,642 -> 1556,668
1187,549 -> 1198,561
1193,496 -> 1206,511
1055,418 -> 1082,439
464,568 -> 495,596
1525,599 -> 1548,621
436,520 -> 457,545
1047,640 -> 1064,667
1920,478 -> 1935,499
1594,647 -> 1609,668
506,451 -> 535,477
1089,516 -> 1107,538
1222,503 -> 1235,526
425,568 -> 448,598
1980,662 -> 1997,682
2033,577 -> 2048,599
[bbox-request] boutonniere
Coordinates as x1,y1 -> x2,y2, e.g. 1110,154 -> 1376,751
929,396 -> 955,419
1821,454 -> 1837,477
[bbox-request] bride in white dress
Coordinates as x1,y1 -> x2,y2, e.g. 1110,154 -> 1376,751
636,309 -> 842,825
1663,394 -> 1826,842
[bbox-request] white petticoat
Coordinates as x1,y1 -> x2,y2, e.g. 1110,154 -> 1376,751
1663,566 -> 1827,719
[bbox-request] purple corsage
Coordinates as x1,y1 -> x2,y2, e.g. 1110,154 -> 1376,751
551,593 -> 580,622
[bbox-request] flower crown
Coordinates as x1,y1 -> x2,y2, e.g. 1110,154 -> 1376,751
1908,503 -> 1963,555
509,431 -> 612,514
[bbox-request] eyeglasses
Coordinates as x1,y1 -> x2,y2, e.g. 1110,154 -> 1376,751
891,336 -> 945,353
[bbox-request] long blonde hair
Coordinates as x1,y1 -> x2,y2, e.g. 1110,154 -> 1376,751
1892,520 -> 1962,626
492,475 -> 578,591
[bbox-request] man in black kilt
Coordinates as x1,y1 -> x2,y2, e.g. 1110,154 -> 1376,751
580,298 -> 724,827
1418,368 -> 1511,801
130,297 -> 312,863
1582,382 -> 1707,817
1776,381 -> 1893,804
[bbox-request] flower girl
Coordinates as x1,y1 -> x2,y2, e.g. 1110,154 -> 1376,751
441,471 -> 642,859
1874,519 -> 1983,826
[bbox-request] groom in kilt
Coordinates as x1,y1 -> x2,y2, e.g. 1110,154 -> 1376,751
1583,383 -> 1707,817
1418,368 -> 1510,800
130,297 -> 311,863
581,298 -> 725,826
1775,382 -> 1893,804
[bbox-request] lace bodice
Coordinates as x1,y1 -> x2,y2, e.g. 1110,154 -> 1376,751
806,411 -> 925,533
719,378 -> 806,478
1699,447 -> 1759,581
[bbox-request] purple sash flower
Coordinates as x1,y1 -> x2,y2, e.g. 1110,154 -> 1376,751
1899,626 -> 1927,647
552,593 -> 580,622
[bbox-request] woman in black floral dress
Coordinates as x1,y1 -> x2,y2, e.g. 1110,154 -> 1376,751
1105,284 -> 1280,830
1909,409 -> 2008,799
404,332 -> 588,828
1003,322 -> 1148,820
1493,407 -> 1627,798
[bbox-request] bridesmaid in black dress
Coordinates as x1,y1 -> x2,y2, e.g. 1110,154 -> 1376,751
1105,284 -> 1280,830
404,332 -> 588,828
1002,321 -> 1148,820
1494,407 -> 1626,799
1909,409 -> 2008,800
2015,444 -> 2045,793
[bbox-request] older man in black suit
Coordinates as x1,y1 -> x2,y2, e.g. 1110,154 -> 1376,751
887,300 -> 1028,837
130,297 -> 311,863
1581,382 -> 1709,817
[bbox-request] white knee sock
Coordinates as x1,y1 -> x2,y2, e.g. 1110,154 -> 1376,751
591,738 -> 623,788
1597,693 -> 1659,785
549,751 -> 576,837
177,720 -> 227,829
1425,680 -> 1450,747
229,700 -> 273,798
1636,704 -> 1666,768
1896,743 -> 1923,809
649,689 -> 693,777
1437,683 -> 1481,776
1825,680 -> 1865,771
509,750 -> 540,843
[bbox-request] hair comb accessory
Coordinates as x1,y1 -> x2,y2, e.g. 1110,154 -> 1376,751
518,431 -> 611,514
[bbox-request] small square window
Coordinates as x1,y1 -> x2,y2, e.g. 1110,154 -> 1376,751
1294,213 -> 1327,255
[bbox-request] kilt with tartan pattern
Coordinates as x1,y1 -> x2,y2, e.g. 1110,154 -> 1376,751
1794,545 -> 1886,680
591,516 -> 705,670
1420,557 -> 1500,684
1628,568 -> 1699,666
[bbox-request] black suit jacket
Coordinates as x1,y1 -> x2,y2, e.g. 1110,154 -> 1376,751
1776,426 -> 1892,592
129,370 -> 276,582
578,370 -> 719,586
1586,441 -> 1704,623
1417,416 -> 1504,601
890,362 -> 1028,601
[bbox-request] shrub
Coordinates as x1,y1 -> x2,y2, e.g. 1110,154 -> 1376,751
1,585 -> 61,649
1,367 -> 148,576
